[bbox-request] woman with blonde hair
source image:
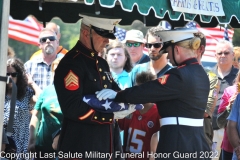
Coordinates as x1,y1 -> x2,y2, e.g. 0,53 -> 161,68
28,57 -> 63,160
96,28 -> 211,159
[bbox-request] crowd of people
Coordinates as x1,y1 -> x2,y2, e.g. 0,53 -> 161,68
2,13 -> 240,160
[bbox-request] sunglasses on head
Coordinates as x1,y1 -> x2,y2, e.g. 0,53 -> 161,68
6,72 -> 18,77
125,42 -> 142,48
145,43 -> 163,48
39,36 -> 56,43
217,51 -> 230,56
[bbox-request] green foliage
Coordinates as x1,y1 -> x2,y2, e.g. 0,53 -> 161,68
8,39 -> 39,62
50,18 -> 81,50
232,28 -> 240,47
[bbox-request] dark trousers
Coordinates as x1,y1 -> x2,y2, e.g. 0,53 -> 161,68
221,149 -> 233,160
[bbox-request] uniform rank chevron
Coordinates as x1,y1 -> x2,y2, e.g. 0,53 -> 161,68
158,74 -> 170,85
64,70 -> 79,90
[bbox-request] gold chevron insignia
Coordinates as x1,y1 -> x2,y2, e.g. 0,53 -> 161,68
64,70 -> 79,90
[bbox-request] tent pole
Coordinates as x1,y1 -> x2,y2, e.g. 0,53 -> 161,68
0,0 -> 10,151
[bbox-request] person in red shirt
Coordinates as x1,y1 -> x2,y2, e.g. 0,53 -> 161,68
118,71 -> 161,160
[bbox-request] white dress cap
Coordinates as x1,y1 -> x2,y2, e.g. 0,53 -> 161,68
157,28 -> 198,43
79,13 -> 121,31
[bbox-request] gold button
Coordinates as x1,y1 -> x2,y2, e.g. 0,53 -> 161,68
102,118 -> 105,121
103,76 -> 106,80
94,116 -> 97,119
91,52 -> 94,57
104,85 -> 107,88
94,79 -> 96,81
109,119 -> 112,121
110,80 -> 112,83
99,68 -> 102,72
96,60 -> 98,64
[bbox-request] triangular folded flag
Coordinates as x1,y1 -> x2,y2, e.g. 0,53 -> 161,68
83,95 -> 144,113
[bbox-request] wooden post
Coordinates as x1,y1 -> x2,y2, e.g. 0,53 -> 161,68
0,0 -> 10,151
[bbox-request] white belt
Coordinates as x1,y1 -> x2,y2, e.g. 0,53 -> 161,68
160,117 -> 203,127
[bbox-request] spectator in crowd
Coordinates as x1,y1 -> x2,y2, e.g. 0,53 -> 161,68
226,79 -> 240,160
30,22 -> 68,60
118,71 -> 160,160
217,78 -> 238,159
194,32 -> 219,151
233,46 -> 240,69
25,28 -> 59,90
130,26 -> 172,85
123,29 -> 150,66
4,58 -> 41,157
106,39 -> 133,89
7,46 -> 15,59
211,40 -> 238,159
28,57 -> 63,160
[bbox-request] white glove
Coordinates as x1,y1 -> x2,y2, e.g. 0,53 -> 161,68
96,89 -> 117,101
113,104 -> 136,119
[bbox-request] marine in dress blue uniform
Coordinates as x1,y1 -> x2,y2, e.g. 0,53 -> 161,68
96,28 -> 211,160
54,13 -> 122,159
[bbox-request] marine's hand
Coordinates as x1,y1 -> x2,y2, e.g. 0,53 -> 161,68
96,89 -> 117,100
113,104 -> 136,119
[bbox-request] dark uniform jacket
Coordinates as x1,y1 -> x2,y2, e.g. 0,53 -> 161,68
54,41 -> 121,157
114,58 -> 211,160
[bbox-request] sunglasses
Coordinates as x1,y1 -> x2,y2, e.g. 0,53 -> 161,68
217,51 -> 230,56
145,43 -> 163,48
6,72 -> 18,77
39,36 -> 56,43
125,42 -> 142,48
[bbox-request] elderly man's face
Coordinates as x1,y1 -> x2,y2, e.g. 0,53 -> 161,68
215,43 -> 234,66
92,30 -> 109,53
39,31 -> 59,56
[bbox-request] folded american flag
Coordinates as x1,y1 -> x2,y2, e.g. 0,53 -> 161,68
83,95 -> 144,113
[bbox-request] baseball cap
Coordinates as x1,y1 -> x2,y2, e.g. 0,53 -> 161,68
122,29 -> 144,43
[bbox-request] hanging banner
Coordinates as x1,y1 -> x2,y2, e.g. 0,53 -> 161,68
170,0 -> 225,16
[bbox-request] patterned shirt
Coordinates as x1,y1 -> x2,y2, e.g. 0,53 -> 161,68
24,57 -> 54,90
4,87 -> 34,159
